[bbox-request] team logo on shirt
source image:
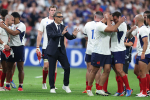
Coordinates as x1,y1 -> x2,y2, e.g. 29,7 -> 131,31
97,61 -> 100,65
115,60 -> 117,62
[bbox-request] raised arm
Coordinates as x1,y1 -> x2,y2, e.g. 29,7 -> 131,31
0,21 -> 20,36
104,16 -> 126,32
126,26 -> 137,39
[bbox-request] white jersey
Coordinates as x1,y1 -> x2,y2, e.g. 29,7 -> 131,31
9,22 -> 26,46
0,27 -> 9,50
92,22 -> 111,55
83,21 -> 98,55
38,17 -> 54,49
111,22 -> 127,52
132,25 -> 150,56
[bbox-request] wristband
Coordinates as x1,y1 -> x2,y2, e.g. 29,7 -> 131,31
2,42 -> 6,46
142,51 -> 145,54
36,47 -> 40,51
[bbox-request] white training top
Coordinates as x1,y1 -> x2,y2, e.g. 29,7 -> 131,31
92,22 -> 111,55
38,17 -> 54,49
132,25 -> 150,56
111,22 -> 127,52
9,22 -> 26,46
83,21 -> 98,55
0,26 -> 9,50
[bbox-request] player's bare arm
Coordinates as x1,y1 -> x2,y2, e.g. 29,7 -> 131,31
124,42 -> 133,47
126,26 -> 137,38
0,21 -> 20,36
141,37 -> 148,59
36,30 -> 43,54
104,16 -> 125,32
0,38 -> 10,50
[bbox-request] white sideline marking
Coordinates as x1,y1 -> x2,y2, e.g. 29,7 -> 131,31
35,76 -> 43,78
61,72 -> 64,74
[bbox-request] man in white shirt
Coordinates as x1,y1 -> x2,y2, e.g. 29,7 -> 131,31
86,12 -> 126,96
133,14 -> 150,97
36,5 -> 58,90
0,15 -> 14,91
111,12 -> 132,97
0,12 -> 26,91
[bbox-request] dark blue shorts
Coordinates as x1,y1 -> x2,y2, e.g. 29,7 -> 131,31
91,53 -> 111,67
135,56 -> 140,64
111,51 -> 126,65
85,54 -> 91,62
42,49 -> 48,59
7,46 -> 25,62
1,51 -> 7,61
136,54 -> 150,65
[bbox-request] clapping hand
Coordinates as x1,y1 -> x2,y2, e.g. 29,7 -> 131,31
72,28 -> 80,37
62,26 -> 68,35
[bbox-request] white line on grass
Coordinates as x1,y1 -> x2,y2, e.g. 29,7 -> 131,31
35,76 -> 43,78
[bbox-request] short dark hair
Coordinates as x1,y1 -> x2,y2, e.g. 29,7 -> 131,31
95,11 -> 103,16
0,9 -> 8,17
53,11 -> 62,18
112,11 -> 121,18
144,11 -> 150,14
11,12 -> 20,19
127,24 -> 131,30
147,14 -> 150,19
49,5 -> 57,11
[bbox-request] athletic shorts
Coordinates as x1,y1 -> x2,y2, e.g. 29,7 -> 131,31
91,53 -> 111,68
1,51 -> 7,61
123,60 -> 130,74
7,46 -> 25,62
136,54 -> 150,65
111,50 -> 126,65
42,49 -> 48,59
85,54 -> 91,62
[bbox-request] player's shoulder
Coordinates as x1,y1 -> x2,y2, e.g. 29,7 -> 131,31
19,22 -> 26,29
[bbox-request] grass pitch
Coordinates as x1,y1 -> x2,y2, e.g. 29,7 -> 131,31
0,66 -> 149,100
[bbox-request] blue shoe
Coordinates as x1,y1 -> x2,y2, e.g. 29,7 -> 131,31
113,92 -> 121,96
126,89 -> 132,97
10,80 -> 16,88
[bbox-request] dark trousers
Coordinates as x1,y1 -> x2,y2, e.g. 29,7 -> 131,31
47,47 -> 70,89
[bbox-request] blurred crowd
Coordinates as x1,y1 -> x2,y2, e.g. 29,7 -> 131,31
0,0 -> 150,48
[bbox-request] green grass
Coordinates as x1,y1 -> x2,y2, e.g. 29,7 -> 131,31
0,66 -> 149,100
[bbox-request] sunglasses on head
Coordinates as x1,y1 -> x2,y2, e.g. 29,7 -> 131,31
56,16 -> 63,18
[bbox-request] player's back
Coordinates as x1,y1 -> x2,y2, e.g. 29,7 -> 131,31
111,22 -> 127,52
83,21 -> 98,54
93,22 -> 111,55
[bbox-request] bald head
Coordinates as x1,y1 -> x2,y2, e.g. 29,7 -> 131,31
5,15 -> 14,26
135,14 -> 144,22
5,15 -> 13,21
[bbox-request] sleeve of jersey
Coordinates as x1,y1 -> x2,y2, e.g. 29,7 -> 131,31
141,29 -> 148,38
38,19 -> 44,32
97,23 -> 107,32
17,24 -> 26,33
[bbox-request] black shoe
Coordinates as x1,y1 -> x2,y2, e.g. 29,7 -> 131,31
105,91 -> 111,95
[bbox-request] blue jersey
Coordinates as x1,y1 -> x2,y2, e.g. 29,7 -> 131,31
124,37 -> 135,62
